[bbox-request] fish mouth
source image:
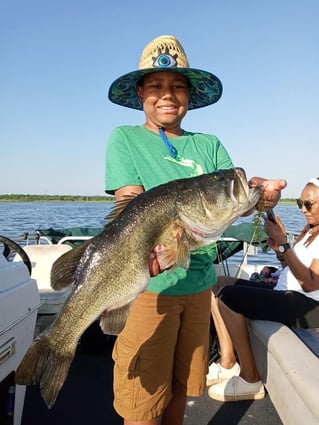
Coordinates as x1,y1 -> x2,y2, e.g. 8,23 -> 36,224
181,168 -> 261,245
233,168 -> 261,206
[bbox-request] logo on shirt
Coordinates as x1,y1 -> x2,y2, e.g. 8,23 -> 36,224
164,155 -> 203,176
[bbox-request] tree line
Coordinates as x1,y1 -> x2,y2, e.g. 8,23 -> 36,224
0,194 -> 115,202
0,194 -> 296,204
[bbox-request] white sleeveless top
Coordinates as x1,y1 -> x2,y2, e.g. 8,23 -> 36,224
274,231 -> 319,301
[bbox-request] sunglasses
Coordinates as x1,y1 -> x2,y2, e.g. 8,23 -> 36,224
296,199 -> 317,212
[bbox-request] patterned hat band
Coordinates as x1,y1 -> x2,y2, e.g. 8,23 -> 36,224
108,35 -> 223,110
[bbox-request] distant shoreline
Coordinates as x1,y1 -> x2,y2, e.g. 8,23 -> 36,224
0,195 -> 115,202
0,194 -> 295,204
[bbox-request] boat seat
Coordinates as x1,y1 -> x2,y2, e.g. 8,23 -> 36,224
214,263 -> 250,279
13,245 -> 73,331
293,327 -> 319,358
249,320 -> 319,425
15,244 -> 72,290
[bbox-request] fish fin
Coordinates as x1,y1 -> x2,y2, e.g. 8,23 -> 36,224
50,239 -> 92,290
156,246 -> 178,270
176,232 -> 191,269
15,335 -> 76,409
105,194 -> 138,223
99,303 -> 133,335
155,230 -> 191,271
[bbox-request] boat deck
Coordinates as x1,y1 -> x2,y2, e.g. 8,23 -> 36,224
21,323 -> 283,425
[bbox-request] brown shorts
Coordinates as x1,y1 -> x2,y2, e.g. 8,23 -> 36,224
112,288 -> 211,421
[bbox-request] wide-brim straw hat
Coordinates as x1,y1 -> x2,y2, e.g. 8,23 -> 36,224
108,35 -> 223,110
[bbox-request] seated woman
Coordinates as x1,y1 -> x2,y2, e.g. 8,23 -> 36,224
207,177 -> 319,401
206,274 -> 281,387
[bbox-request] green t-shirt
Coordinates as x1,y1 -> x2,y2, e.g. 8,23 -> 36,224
105,125 -> 234,295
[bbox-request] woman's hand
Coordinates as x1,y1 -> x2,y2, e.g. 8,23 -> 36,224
264,215 -> 287,251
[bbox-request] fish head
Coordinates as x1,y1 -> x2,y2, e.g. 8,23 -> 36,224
178,167 -> 261,245
224,167 -> 261,211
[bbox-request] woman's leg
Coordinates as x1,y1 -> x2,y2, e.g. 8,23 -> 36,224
210,279 -> 276,372
210,292 -> 237,369
206,276 -> 245,386
217,299 -> 260,382
208,297 -> 264,401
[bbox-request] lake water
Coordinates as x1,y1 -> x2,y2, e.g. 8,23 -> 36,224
0,202 -> 306,236
0,201 -> 306,266
0,202 -> 114,236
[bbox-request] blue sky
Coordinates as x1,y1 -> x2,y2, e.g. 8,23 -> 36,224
1,0 -> 318,198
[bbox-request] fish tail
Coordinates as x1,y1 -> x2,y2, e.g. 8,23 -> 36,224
15,335 -> 76,409
16,337 -> 50,385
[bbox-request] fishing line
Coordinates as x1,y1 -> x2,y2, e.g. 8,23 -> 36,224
235,210 -> 264,278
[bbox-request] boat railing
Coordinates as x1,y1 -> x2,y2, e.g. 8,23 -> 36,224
0,232 -> 94,248
57,236 -> 93,245
1,232 -> 53,246
216,236 -> 258,265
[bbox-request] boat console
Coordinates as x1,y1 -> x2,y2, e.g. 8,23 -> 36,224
0,250 -> 40,425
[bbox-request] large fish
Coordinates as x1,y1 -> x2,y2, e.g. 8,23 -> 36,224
15,168 -> 261,408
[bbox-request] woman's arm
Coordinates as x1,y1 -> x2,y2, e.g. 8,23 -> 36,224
282,249 -> 319,292
264,216 -> 319,292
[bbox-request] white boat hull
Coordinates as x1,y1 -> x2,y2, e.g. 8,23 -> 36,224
0,254 -> 40,425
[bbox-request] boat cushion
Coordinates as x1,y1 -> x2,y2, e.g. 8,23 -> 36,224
13,244 -> 73,314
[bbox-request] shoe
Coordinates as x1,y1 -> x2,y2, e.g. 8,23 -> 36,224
208,376 -> 265,401
206,362 -> 240,386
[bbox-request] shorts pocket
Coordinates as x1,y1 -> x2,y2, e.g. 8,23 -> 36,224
113,337 -> 140,409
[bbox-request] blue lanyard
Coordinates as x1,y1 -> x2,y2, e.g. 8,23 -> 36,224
158,127 -> 178,158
